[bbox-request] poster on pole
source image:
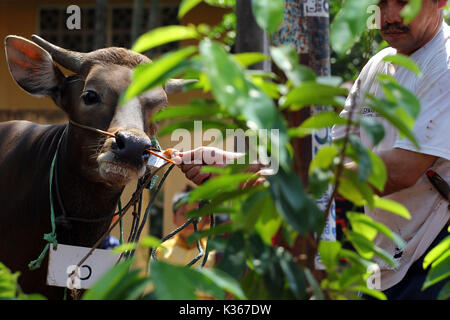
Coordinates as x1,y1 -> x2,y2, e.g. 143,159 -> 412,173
312,106 -> 336,269
304,0 -> 330,18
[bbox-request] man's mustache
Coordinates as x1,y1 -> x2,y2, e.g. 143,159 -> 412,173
381,23 -> 411,33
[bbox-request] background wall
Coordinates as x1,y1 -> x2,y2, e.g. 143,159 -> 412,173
0,0 -> 227,243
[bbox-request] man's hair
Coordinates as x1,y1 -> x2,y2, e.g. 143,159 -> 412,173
172,185 -> 194,214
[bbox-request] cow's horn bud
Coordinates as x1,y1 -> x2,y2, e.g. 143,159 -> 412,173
164,79 -> 197,95
31,34 -> 84,72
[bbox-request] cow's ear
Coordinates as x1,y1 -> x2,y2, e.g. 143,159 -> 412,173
5,36 -> 64,98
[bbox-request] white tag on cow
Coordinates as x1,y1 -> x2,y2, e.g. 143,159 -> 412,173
47,244 -> 120,289
147,152 -> 166,168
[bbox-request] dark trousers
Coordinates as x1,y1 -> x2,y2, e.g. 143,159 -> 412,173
365,225 -> 449,300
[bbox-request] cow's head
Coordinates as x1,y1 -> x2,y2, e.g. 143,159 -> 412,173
5,35 -> 181,188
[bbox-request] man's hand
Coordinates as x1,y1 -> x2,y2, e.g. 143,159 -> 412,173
171,146 -> 270,186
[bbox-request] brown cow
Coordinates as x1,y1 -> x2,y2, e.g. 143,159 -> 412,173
0,35 -> 183,299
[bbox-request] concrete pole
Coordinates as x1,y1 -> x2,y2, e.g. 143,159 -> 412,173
94,0 -> 107,50
271,0 -> 335,271
235,0 -> 270,71
131,0 -> 145,47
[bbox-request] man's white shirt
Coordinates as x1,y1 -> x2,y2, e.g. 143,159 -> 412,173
332,21 -> 450,290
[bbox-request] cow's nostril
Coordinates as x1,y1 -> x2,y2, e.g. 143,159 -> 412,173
115,132 -> 126,150
142,151 -> 150,162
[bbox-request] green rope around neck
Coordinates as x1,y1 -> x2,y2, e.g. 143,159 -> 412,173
28,136 -> 162,270
28,151 -> 59,270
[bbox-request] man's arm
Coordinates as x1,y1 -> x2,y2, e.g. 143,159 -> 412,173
346,148 -> 438,196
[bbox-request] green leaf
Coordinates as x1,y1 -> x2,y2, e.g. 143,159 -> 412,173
366,94 -> 419,148
199,39 -> 278,129
330,0 -> 377,56
82,259 -> 134,300
304,268 -> 325,300
111,242 -> 137,254
383,54 -> 422,76
401,0 -> 422,24
199,39 -> 290,168
251,0 -> 284,34
198,268 -> 247,300
338,175 -> 365,206
179,0 -> 203,18
302,111 -> 349,130
277,248 -> 307,299
282,82 -> 348,110
367,149 -> 387,192
288,112 -> 347,138
189,173 -> 255,202
270,45 -> 316,86
121,46 -> 197,105
340,169 -> 375,208
372,195 -> 411,219
360,117 -> 385,146
347,212 -> 406,249
254,200 -> 282,245
339,248 -> 374,270
217,232 -> 247,280
319,241 -> 342,270
309,167 -> 334,199
140,235 -> 162,249
233,52 -> 269,68
239,190 -> 281,243
437,281 -> 450,300
309,145 -> 339,173
346,231 -> 397,267
423,236 -> 450,269
0,263 -> 20,299
352,285 -> 387,300
269,166 -> 324,235
150,261 -> 211,299
248,233 -> 284,298
241,269 -> 271,299
422,254 -> 450,290
132,25 -> 199,53
157,119 -> 235,137
152,102 -> 221,122
348,135 -> 372,181
378,74 -> 421,119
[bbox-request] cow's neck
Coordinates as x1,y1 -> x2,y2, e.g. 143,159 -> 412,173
53,124 -> 124,247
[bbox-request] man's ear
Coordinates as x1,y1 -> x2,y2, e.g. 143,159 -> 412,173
4,35 -> 65,99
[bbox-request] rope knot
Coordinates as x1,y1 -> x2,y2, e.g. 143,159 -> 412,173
43,232 -> 58,249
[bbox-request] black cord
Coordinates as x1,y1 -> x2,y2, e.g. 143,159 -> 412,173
128,164 -> 175,259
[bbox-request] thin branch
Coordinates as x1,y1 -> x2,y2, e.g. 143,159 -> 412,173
320,79 -> 361,241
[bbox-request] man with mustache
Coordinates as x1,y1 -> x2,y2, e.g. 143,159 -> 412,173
172,0 -> 449,300
331,0 -> 449,299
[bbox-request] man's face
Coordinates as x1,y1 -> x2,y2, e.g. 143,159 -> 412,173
379,0 -> 446,55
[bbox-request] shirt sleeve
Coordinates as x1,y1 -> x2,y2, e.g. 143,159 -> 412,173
394,68 -> 450,160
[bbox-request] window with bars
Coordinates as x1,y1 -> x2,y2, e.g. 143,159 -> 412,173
39,5 -> 179,55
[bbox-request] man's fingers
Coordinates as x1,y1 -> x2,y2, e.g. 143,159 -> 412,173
180,163 -> 197,173
192,172 -> 210,185
185,165 -> 202,180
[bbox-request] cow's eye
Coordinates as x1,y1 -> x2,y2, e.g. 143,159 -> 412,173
82,90 -> 101,105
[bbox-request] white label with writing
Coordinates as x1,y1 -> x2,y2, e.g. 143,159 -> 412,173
47,244 -> 120,289
304,0 -> 329,17
147,153 -> 166,168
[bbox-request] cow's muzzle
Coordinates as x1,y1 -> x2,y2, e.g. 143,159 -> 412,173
97,129 -> 152,186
